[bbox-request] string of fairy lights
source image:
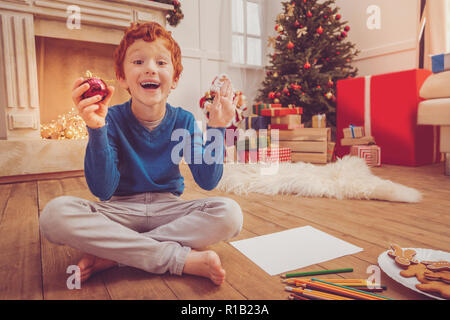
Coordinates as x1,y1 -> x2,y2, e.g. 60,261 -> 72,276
40,108 -> 88,140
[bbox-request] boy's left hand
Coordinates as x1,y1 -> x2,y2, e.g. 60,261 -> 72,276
207,78 -> 238,128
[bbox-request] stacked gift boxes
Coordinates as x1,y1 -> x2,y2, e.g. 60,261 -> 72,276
236,103 -> 297,163
341,124 -> 381,167
336,69 -> 440,166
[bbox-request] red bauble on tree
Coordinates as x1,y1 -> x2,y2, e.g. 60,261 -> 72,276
287,41 -> 295,49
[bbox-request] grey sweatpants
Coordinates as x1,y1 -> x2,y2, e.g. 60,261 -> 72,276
39,192 -> 243,276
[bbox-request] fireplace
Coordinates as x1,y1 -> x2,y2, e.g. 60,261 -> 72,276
0,0 -> 172,178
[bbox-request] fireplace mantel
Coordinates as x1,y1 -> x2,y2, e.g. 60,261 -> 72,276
0,0 -> 173,177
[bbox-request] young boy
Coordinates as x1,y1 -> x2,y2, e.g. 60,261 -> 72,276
39,22 -> 243,286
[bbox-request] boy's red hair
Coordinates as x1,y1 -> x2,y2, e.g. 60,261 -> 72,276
114,22 -> 183,82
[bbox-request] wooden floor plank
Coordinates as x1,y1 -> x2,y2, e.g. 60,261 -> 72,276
0,182 -> 42,299
38,179 -> 111,300
0,162 -> 448,300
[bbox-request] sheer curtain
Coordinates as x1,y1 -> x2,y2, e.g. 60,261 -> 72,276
424,0 -> 450,70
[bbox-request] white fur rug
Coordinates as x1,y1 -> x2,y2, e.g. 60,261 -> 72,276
217,156 -> 422,203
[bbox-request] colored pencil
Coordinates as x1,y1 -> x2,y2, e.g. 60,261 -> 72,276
286,286 -> 353,300
311,279 -> 393,300
289,293 -> 311,300
281,268 -> 353,278
296,279 -> 382,300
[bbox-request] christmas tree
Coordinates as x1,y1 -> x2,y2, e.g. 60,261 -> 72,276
257,0 -> 359,127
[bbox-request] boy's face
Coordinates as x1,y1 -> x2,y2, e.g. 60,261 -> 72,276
118,38 -> 178,112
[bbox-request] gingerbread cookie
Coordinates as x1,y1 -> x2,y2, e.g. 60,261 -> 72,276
422,261 -> 450,272
416,281 -> 450,299
399,263 -> 430,284
388,244 -> 419,268
424,270 -> 450,284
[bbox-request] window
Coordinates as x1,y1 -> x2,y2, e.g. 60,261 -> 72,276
231,0 -> 263,66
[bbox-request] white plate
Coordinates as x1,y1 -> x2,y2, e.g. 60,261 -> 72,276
378,248 -> 450,300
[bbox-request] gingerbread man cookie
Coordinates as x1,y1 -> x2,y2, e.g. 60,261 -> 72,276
416,281 -> 450,299
424,270 -> 450,284
388,244 -> 419,269
422,261 -> 450,272
399,263 -> 430,284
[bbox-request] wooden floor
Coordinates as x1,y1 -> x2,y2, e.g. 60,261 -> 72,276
0,163 -> 449,300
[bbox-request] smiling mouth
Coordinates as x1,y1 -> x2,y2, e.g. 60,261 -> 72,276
140,82 -> 160,89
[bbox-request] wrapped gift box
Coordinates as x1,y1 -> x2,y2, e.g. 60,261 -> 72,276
244,115 -> 270,130
336,69 -> 440,166
260,107 -> 303,117
327,142 -> 336,162
312,114 -> 326,128
431,53 -> 450,73
258,147 -> 291,163
252,103 -> 282,115
236,135 -> 270,151
270,123 -> 304,130
343,125 -> 365,138
271,114 -> 302,126
350,145 -> 381,167
340,136 -> 376,146
237,150 -> 258,163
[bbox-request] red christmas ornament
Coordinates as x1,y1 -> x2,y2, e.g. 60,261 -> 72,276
81,77 -> 108,101
316,26 -> 324,34
294,20 -> 300,27
304,62 -> 311,69
341,31 -> 347,38
327,79 -> 334,87
307,11 -> 313,17
283,88 -> 289,94
344,25 -> 350,32
268,92 -> 276,99
287,41 -> 294,49
335,14 -> 341,20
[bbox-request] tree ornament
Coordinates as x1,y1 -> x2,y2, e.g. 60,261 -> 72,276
81,71 -> 108,101
327,79 -> 334,87
274,98 -> 280,103
287,41 -> 294,49
297,27 -> 307,38
335,14 -> 341,20
344,25 -> 350,32
316,26 -> 324,34
304,61 -> 311,69
268,92 -> 276,99
307,11 -> 313,18
325,91 -> 333,100
341,31 -> 347,38
294,20 -> 300,27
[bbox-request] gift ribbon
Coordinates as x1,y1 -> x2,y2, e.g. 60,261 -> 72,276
364,76 -> 372,137
316,114 -> 325,128
350,124 -> 355,138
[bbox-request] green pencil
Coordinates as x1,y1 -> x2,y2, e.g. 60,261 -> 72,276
281,268 -> 353,278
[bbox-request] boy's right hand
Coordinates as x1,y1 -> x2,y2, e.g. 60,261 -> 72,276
72,77 -> 115,129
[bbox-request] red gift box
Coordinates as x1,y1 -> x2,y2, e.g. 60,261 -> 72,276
260,107 -> 303,117
336,69 -> 440,166
258,147 -> 292,163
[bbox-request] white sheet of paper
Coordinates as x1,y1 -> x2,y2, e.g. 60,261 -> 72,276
229,226 -> 363,276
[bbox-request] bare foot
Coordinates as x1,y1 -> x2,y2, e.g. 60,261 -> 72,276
182,250 -> 226,285
77,253 -> 118,282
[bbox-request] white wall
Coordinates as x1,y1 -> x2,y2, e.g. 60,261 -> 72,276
335,0 -> 420,76
166,0 -> 266,123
